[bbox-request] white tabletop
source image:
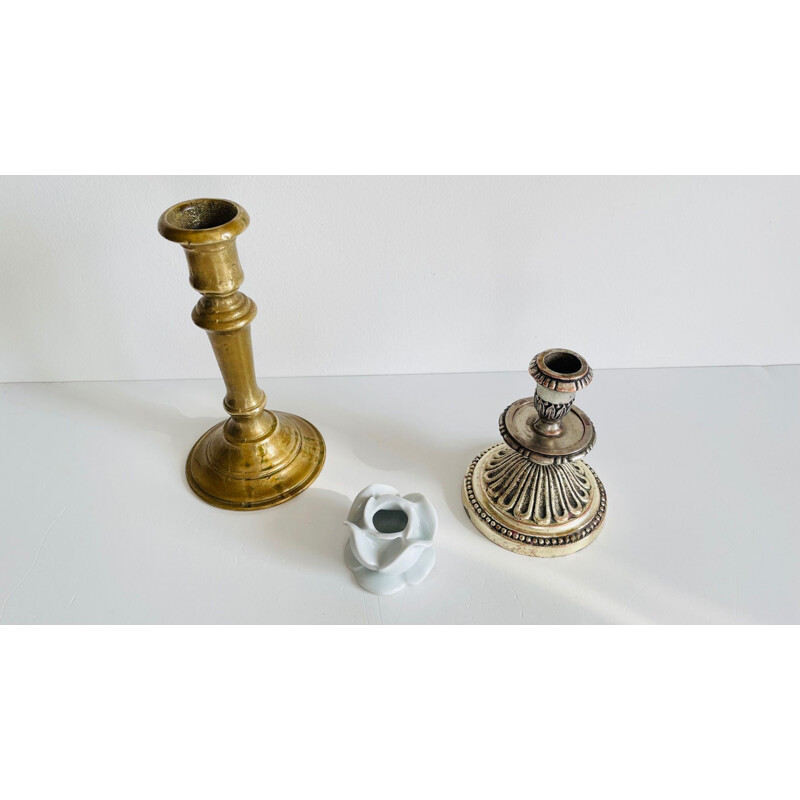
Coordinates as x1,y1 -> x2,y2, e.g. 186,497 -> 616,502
1,366 -> 797,624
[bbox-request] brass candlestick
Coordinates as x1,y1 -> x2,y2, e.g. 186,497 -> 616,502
158,198 -> 325,510
463,348 -> 606,556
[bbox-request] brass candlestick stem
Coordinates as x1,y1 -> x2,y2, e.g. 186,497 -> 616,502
158,198 -> 325,510
463,348 -> 606,556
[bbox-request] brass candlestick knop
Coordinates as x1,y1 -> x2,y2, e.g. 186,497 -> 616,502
463,348 -> 606,556
159,198 -> 325,510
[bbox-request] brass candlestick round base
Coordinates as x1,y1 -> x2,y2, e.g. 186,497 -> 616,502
462,349 -> 607,557
187,411 -> 326,511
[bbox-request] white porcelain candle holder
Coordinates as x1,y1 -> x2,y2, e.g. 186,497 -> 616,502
344,484 -> 437,595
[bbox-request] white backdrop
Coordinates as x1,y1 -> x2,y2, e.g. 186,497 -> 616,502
1,175 -> 798,383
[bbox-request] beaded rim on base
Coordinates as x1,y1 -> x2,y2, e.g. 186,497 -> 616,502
462,445 -> 607,557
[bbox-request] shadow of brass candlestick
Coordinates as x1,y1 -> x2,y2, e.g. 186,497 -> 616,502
158,198 -> 325,510
463,348 -> 606,556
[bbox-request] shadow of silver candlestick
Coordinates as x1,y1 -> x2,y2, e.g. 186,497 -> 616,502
462,348 -> 607,557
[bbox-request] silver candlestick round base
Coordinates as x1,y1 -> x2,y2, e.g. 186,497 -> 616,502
463,444 -> 606,557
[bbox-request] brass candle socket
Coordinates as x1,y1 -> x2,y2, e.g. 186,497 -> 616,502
158,198 -> 325,510
462,348 -> 606,556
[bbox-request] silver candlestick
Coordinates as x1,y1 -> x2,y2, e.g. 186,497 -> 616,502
462,348 -> 607,557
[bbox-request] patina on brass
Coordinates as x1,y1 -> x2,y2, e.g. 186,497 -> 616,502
158,198 -> 325,510
463,349 -> 606,556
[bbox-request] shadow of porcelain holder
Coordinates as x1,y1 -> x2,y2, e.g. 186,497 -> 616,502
462,348 -> 607,557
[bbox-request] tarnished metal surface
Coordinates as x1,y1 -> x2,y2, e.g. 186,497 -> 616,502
158,198 -> 325,510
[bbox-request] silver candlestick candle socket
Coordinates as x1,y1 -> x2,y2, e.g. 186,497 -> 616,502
462,348 -> 607,557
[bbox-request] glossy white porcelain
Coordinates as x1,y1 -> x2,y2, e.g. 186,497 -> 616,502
344,484 -> 437,595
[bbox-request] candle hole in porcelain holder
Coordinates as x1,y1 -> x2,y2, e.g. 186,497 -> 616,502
373,508 -> 409,534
